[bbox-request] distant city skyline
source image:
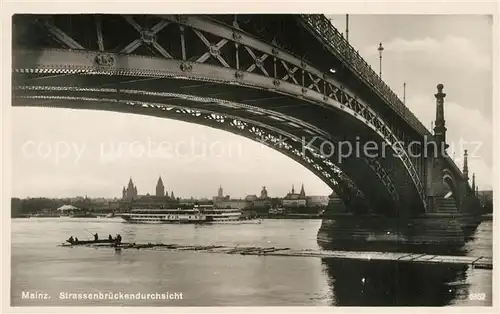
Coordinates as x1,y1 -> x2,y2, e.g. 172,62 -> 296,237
12,14 -> 493,198
14,173 -> 317,200
118,176 -> 314,200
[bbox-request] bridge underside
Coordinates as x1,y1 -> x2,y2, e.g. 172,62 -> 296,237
11,14 -> 434,216
14,70 -> 423,217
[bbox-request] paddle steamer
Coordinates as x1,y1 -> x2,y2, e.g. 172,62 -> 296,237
120,205 -> 255,224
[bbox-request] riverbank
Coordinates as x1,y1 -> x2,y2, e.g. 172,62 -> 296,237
259,213 -> 322,219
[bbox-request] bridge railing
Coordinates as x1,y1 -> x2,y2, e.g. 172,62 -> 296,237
299,14 -> 431,137
299,14 -> 469,181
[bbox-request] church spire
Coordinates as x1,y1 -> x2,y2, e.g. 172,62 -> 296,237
291,184 -> 295,194
260,186 -> 268,199
125,177 -> 137,200
156,175 -> 165,197
299,183 -> 306,198
463,150 -> 469,181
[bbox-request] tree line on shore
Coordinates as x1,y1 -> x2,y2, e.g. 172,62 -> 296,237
11,195 -> 492,218
11,197 -> 94,218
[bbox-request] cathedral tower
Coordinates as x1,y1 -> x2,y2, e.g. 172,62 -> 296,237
299,183 -> 306,199
125,178 -> 138,200
156,176 -> 165,197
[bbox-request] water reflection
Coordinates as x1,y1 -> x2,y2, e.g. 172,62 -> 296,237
319,220 -> 493,306
10,218 -> 492,306
317,218 -> 483,256
322,259 -> 469,306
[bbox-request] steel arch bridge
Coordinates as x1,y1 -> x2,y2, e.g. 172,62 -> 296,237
11,14 -> 475,217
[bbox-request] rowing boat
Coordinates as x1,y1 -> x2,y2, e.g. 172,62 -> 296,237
59,242 -> 129,247
64,239 -> 116,246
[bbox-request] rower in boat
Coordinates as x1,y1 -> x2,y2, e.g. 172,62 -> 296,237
115,234 -> 122,245
94,233 -> 99,241
75,237 -> 79,243
108,234 -> 113,241
67,236 -> 74,244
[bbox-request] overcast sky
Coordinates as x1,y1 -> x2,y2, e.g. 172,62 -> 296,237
12,14 -> 493,199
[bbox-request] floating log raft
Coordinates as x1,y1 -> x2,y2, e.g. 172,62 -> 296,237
58,242 -> 493,269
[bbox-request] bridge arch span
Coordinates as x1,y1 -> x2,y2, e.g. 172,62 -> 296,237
12,14 -> 427,215
14,92 -> 377,213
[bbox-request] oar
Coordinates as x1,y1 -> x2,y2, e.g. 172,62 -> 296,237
83,228 -> 93,235
83,228 -> 95,240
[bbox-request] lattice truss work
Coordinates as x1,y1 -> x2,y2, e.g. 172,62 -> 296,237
299,15 -> 428,136
300,14 -> 469,198
12,14 -> 426,210
15,81 -> 403,210
13,84 -> 372,210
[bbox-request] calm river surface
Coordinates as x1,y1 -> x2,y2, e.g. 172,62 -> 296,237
11,218 -> 492,306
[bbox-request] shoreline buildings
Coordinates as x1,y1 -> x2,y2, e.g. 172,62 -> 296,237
11,177 -> 364,217
118,176 -> 338,213
213,184 -> 332,212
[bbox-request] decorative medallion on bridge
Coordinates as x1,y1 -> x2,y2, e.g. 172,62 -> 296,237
340,105 -> 345,109
255,58 -> 263,68
140,30 -> 156,44
323,95 -> 329,101
301,87 -> 308,94
235,71 -> 244,79
301,61 -> 306,69
232,32 -> 242,42
94,54 -> 115,67
180,63 -> 193,72
273,79 -> 281,87
209,45 -> 220,57
272,48 -> 279,56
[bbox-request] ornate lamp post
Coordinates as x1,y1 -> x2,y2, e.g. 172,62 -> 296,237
403,81 -> 406,105
345,14 -> 349,42
378,42 -> 384,78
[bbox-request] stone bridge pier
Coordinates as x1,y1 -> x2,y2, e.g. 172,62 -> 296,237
319,85 -> 483,254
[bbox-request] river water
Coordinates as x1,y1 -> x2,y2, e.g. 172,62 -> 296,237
11,218 -> 492,306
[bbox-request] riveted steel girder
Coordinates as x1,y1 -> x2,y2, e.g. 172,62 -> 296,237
11,14 -> 431,213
